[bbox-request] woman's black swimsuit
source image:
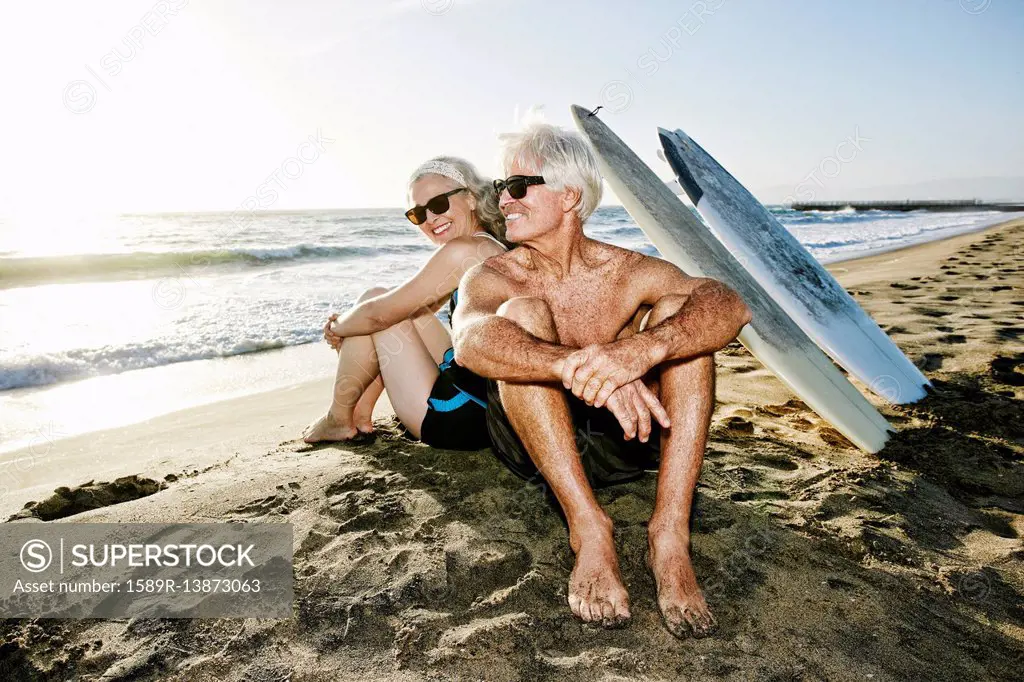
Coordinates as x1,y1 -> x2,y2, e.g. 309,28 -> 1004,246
418,288 -> 492,450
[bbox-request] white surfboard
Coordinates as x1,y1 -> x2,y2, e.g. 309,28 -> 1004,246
658,127 -> 930,404
570,105 -> 892,453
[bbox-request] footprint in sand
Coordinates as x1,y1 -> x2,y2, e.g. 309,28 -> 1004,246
915,354 -> 945,372
714,416 -> 755,436
758,399 -> 809,417
995,328 -> 1022,342
788,416 -> 815,430
991,356 -> 1024,386
817,426 -> 855,449
749,452 -> 800,471
228,492 -> 298,518
938,334 -> 968,344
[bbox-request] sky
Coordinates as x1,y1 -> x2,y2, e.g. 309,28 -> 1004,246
1,0 -> 1022,215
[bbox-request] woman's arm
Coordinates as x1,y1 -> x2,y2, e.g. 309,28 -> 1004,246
329,236 -> 503,338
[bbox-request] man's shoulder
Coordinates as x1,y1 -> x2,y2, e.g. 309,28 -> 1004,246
587,239 -> 683,276
471,247 -> 530,281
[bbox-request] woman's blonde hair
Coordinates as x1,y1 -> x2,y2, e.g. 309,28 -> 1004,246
408,156 -> 508,244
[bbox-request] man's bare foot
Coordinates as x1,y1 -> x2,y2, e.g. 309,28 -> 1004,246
647,527 -> 718,639
302,412 -> 359,443
567,518 -> 631,627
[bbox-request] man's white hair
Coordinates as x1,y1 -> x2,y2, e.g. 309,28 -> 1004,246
498,109 -> 603,223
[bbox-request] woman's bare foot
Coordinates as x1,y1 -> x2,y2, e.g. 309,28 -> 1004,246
647,526 -> 718,639
351,397 -> 376,435
351,409 -> 374,435
567,516 -> 631,627
351,377 -> 383,434
302,411 -> 359,443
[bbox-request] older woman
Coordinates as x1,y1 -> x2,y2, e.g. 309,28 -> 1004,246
302,157 -> 507,449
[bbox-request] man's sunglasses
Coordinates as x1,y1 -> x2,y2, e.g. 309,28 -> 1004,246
493,175 -> 545,200
405,187 -> 466,225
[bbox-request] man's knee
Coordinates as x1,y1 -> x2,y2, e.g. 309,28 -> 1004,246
497,296 -> 558,342
356,286 -> 390,303
644,294 -> 688,329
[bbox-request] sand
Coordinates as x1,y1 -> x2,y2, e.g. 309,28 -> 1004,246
1,219 -> 1022,681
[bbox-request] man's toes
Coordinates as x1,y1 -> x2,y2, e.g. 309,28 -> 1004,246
597,600 -> 617,626
568,593 -> 583,619
662,607 -> 693,639
601,606 -> 630,628
692,609 -> 718,638
582,600 -> 602,623
691,619 -> 717,638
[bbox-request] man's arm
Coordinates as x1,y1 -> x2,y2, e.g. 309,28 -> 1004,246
633,259 -> 753,366
563,256 -> 752,406
450,264 -> 573,382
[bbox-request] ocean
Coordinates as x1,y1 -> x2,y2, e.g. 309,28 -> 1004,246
0,205 -> 1018,452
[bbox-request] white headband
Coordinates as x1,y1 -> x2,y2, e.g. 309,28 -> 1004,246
411,160 -> 467,187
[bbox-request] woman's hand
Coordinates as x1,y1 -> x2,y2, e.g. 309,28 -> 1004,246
323,313 -> 343,352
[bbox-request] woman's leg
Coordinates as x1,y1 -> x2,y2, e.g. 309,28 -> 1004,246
412,310 -> 455,364
350,311 -> 450,430
351,375 -> 384,433
372,318 -> 443,440
303,287 -> 390,443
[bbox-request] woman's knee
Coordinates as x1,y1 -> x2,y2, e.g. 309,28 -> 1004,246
355,286 -> 390,303
497,296 -> 558,342
371,318 -> 417,355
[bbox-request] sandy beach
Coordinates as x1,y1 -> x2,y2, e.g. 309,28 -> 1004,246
1,219 -> 1022,681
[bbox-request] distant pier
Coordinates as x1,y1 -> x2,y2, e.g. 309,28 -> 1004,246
788,200 -> 1024,212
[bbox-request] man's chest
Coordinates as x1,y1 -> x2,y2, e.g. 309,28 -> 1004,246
510,277 -> 641,347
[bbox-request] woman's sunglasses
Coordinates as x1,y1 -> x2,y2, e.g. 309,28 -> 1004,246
405,187 -> 466,225
493,175 -> 545,200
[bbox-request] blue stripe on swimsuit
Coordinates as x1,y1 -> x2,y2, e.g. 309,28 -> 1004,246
438,347 -> 455,371
428,348 -> 486,412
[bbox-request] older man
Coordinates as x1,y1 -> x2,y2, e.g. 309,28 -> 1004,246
451,120 -> 751,639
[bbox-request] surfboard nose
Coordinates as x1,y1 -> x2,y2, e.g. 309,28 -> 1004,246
659,129 -> 704,205
571,104 -> 602,126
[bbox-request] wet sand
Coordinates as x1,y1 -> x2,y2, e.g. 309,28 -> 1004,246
1,219 -> 1022,681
